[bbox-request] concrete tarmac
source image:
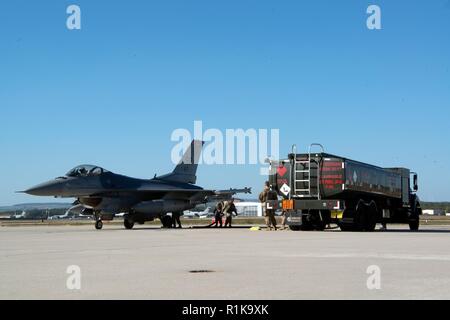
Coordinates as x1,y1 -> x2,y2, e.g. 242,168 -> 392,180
1,224 -> 450,300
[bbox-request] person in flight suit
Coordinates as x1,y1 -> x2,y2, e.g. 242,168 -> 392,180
223,199 -> 238,228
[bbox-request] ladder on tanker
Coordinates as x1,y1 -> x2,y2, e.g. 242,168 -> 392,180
292,144 -> 324,200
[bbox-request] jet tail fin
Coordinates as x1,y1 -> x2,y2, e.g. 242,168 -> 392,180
158,140 -> 204,184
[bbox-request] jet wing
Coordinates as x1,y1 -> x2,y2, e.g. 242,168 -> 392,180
88,188 -> 208,197
89,187 -> 250,201
163,190 -> 215,201
162,188 -> 251,202
93,187 -> 251,195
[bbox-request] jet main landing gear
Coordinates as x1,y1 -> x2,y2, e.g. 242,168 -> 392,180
124,216 -> 135,229
161,215 -> 173,228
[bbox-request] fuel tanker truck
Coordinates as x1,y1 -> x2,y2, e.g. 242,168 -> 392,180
268,144 -> 422,232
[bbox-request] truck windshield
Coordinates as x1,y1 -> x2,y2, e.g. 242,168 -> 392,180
66,165 -> 109,177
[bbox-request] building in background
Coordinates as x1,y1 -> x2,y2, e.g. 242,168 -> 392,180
234,202 -> 263,217
423,209 -> 445,216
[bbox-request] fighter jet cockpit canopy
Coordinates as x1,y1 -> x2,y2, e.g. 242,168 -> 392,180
66,165 -> 110,177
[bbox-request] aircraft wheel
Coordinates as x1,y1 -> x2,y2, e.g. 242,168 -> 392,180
95,220 -> 103,230
161,215 -> 173,228
289,225 -> 301,231
124,217 -> 134,230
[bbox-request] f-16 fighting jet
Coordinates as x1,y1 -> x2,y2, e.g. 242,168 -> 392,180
22,140 -> 251,229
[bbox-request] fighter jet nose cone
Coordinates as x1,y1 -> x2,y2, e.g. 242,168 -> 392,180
24,180 -> 64,196
24,186 -> 43,196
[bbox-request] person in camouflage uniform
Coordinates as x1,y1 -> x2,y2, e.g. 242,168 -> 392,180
223,198 -> 238,227
259,181 -> 278,231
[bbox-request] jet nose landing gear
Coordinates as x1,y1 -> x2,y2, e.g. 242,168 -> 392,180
95,219 -> 103,230
94,211 -> 103,230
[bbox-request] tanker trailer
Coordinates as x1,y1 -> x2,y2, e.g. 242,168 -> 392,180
268,144 -> 421,231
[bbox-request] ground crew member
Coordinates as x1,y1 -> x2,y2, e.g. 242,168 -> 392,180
265,186 -> 278,231
208,202 -> 224,228
223,199 -> 238,227
279,210 -> 287,230
259,181 -> 271,228
172,211 -> 182,228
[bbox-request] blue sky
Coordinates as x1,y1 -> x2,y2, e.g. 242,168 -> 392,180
0,0 -> 449,205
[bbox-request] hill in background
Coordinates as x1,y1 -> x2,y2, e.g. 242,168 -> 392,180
0,203 -> 71,213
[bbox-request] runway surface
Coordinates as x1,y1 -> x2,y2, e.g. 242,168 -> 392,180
2,224 -> 450,300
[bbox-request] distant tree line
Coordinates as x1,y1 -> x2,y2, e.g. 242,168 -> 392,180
421,202 -> 450,212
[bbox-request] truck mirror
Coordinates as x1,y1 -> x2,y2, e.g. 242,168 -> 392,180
413,174 -> 418,192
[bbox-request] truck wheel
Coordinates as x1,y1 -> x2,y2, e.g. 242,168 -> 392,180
355,202 -> 377,232
353,209 -> 365,231
409,203 -> 421,231
365,218 -> 377,232
364,205 -> 378,232
300,223 -> 314,231
339,223 -> 355,232
340,208 -> 357,231
289,225 -> 302,231
301,210 -> 325,231
314,221 -> 326,231
409,218 -> 420,231
312,210 -> 327,231
299,213 -> 313,231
